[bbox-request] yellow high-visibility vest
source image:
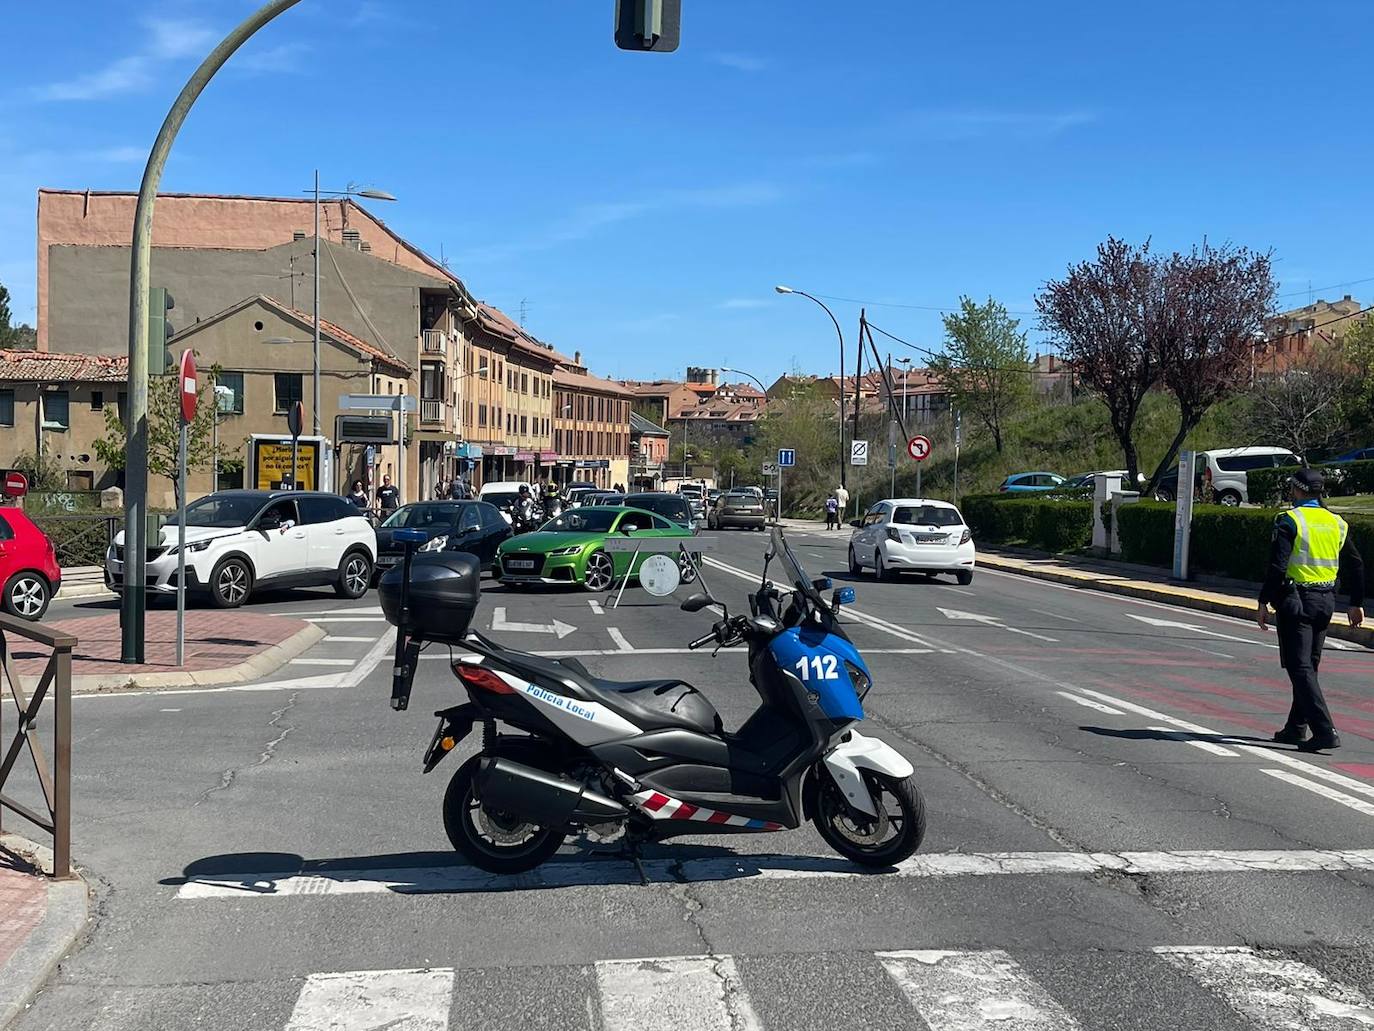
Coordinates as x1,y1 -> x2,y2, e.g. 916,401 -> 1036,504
1284,505 -> 1348,584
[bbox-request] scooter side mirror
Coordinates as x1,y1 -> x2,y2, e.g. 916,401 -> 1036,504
680,592 -> 716,613
831,586 -> 856,608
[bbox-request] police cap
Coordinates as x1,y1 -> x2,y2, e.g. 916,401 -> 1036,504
1290,467 -> 1325,494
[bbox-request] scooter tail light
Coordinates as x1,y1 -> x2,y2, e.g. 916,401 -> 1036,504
453,663 -> 515,695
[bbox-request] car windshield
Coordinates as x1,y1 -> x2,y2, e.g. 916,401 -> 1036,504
725,492 -> 757,503
893,506 -> 963,527
625,495 -> 689,522
541,508 -> 618,533
381,504 -> 462,529
185,494 -> 265,528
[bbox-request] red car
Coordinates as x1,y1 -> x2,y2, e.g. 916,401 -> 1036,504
0,507 -> 61,620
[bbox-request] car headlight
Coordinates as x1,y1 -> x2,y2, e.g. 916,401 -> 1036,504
550,546 -> 582,556
168,540 -> 214,556
419,534 -> 449,552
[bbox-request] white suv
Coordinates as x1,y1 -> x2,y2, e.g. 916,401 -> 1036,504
107,490 -> 376,608
1200,446 -> 1299,506
848,498 -> 975,584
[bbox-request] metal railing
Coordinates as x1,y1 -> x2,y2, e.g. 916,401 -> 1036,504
28,512 -> 119,568
419,399 -> 447,425
0,615 -> 74,878
421,329 -> 447,356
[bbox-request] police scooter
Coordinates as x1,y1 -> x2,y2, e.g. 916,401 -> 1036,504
379,526 -> 924,873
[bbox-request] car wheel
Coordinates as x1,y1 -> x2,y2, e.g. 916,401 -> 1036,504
848,546 -> 862,576
583,550 -> 614,592
1153,487 -> 1175,502
3,572 -> 50,621
209,557 -> 252,608
875,551 -> 892,582
334,550 -> 372,598
678,552 -> 699,584
956,570 -> 974,586
1217,490 -> 1242,507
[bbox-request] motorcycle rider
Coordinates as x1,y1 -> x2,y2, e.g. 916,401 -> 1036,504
514,483 -> 539,531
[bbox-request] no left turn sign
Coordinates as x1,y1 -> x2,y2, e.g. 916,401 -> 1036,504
908,435 -> 932,462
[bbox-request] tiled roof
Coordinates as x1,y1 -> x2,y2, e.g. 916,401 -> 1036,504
629,411 -> 669,436
473,302 -> 576,365
554,365 -> 632,396
0,348 -> 128,382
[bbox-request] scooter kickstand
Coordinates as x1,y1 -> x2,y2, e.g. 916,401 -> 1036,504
622,843 -> 651,885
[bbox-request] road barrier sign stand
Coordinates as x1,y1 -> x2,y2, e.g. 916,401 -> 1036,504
175,349 -> 196,666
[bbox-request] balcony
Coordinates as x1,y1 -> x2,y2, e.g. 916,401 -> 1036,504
422,329 -> 448,356
420,399 -> 447,425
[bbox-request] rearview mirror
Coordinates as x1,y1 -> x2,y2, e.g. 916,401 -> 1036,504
848,519 -> 863,528
680,592 -> 716,613
832,586 -> 856,608
257,514 -> 281,531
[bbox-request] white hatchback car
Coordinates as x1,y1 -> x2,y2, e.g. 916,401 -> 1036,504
107,490 -> 376,608
848,498 -> 975,584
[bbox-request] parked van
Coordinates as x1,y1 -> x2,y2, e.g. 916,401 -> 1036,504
1153,446 -> 1299,506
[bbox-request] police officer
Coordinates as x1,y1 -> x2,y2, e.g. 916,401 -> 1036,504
1256,468 -> 1365,751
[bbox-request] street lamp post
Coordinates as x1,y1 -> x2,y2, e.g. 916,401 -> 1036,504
775,285 -> 847,490
309,176 -> 396,436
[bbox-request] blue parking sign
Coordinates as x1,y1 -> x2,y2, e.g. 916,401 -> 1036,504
777,449 -> 796,468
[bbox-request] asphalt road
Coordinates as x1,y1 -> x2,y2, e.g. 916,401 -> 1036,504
11,526 -> 1374,1031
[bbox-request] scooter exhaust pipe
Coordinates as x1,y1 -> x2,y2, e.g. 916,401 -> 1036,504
477,757 -> 627,827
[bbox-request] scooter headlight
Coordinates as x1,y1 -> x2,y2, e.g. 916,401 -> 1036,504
845,661 -> 871,701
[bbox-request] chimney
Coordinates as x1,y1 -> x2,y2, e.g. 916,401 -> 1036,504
341,228 -> 362,249
292,230 -> 306,242
574,350 -> 582,365
360,241 -> 372,253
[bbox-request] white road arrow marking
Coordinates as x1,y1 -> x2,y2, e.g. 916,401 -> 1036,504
937,607 -> 1057,642
491,606 -> 576,639
1124,613 -> 1273,649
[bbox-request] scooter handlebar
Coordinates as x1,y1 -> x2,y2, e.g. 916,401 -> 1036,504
687,629 -> 718,650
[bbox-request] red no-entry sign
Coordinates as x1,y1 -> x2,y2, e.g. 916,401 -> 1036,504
908,435 -> 932,462
2,471 -> 29,497
179,350 -> 198,424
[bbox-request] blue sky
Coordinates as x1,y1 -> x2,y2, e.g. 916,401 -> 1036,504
2,1 -> 1371,382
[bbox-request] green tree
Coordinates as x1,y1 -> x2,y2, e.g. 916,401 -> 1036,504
93,365 -> 224,503
929,297 -> 1031,453
1339,315 -> 1374,434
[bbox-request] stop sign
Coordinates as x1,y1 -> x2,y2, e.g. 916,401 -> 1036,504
179,350 -> 197,424
2,470 -> 28,498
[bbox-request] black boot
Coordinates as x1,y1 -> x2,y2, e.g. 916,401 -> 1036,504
1272,725 -> 1308,746
1298,732 -> 1341,752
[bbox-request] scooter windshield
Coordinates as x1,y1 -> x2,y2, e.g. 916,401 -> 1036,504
769,526 -> 827,611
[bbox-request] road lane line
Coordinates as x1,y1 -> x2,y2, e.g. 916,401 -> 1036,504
287,607 -> 384,616
322,636 -> 375,643
1260,769 -> 1374,817
596,955 -> 762,1031
878,949 -> 1082,1031
289,658 -> 357,667
588,599 -> 604,614
1156,946 -> 1374,1029
305,616 -> 387,623
1146,726 -> 1240,757
173,846 -> 1374,898
607,627 -> 633,652
1030,607 -> 1080,623
1056,691 -> 1124,715
284,968 -> 454,1031
1077,687 -> 1374,801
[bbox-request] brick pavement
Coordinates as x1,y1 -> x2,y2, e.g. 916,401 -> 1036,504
5,610 -> 310,679
0,855 -> 46,972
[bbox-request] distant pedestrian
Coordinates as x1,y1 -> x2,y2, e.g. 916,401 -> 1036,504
835,484 -> 850,521
346,480 -> 369,510
1257,468 -> 1364,752
824,493 -> 839,530
434,477 -> 449,500
377,474 -> 400,514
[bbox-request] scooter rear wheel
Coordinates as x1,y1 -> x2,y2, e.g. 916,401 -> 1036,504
443,755 -> 566,873
814,770 -> 925,867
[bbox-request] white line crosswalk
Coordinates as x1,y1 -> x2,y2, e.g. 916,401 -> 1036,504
261,947 -> 1374,1031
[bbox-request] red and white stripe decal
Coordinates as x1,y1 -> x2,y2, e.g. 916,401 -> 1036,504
630,790 -> 784,830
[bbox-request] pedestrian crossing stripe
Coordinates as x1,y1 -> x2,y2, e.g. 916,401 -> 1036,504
271,947 -> 1374,1030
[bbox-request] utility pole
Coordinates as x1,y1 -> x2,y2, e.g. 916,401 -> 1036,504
313,168 -> 321,437
121,0 -> 307,664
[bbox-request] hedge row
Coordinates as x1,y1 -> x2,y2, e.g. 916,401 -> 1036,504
961,494 -> 1094,553
1115,499 -> 1374,595
1249,459 -> 1374,507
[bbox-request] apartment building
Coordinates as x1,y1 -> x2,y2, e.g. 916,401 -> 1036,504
553,363 -> 632,489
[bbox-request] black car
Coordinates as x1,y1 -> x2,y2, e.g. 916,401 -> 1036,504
375,501 -> 511,575
623,492 -> 698,530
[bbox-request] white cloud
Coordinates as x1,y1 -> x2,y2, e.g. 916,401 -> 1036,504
895,109 -> 1097,141
234,43 -> 311,74
709,52 -> 771,73
147,19 -> 217,60
36,56 -> 153,102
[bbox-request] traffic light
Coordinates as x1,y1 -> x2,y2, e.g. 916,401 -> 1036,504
614,0 -> 680,52
148,287 -> 175,375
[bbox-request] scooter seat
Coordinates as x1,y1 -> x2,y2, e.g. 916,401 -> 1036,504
579,678 -> 723,735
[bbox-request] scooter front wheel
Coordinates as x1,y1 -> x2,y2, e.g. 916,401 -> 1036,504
813,770 -> 926,867
443,755 -> 566,874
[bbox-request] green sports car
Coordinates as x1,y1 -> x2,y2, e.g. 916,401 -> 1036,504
495,506 -> 699,591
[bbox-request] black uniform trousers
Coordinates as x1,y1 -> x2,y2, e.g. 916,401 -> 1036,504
1275,585 -> 1336,736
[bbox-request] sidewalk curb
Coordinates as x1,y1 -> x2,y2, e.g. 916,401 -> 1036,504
978,552 -> 1374,648
71,621 -> 327,694
0,838 -> 89,1031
